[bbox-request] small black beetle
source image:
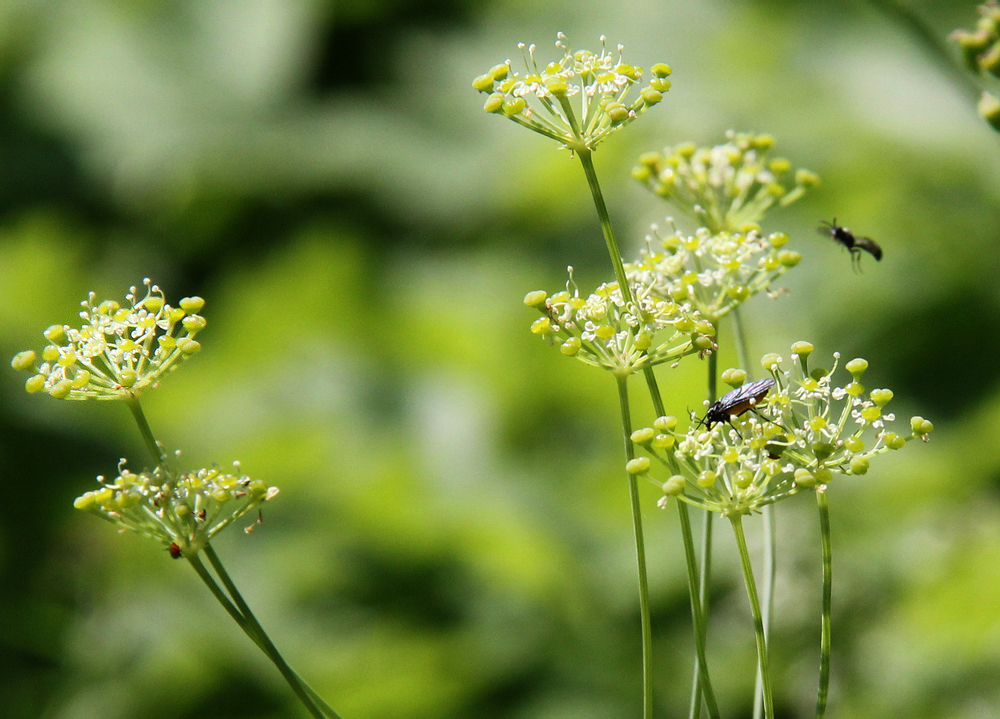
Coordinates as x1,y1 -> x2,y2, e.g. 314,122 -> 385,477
819,218 -> 882,271
699,378 -> 775,429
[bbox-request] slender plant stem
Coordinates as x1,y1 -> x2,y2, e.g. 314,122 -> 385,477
204,545 -> 343,719
577,149 -> 633,303
616,376 -> 653,719
730,514 -> 775,719
126,397 -> 164,465
676,500 -> 720,719
640,365 -> 718,719
689,338 -> 719,718
816,490 -> 833,719
731,307 -> 777,719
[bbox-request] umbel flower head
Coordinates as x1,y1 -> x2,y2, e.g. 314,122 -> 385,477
632,132 -> 820,233
74,459 -> 279,558
524,268 -> 715,376
950,1 -> 1000,77
627,342 -> 933,517
11,279 -> 205,400
473,32 -> 673,151
628,223 -> 801,325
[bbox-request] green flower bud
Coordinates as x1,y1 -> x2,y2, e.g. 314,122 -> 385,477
179,296 -> 205,313
697,470 -> 717,488
778,250 -> 801,267
10,350 -> 36,371
43,325 -> 66,343
49,379 -> 73,399
530,317 -> 552,335
472,73 -> 495,92
883,432 -> 906,450
791,340 -> 813,357
560,337 -> 581,356
870,389 -> 893,406
626,457 -> 651,475
760,353 -> 781,371
721,367 -> 747,387
640,88 -> 663,106
523,290 -> 548,307
631,427 -> 656,445
843,435 -> 865,452
978,91 -> 1000,132
484,94 -> 504,113
25,375 -> 45,393
608,103 -> 630,125
910,416 -> 934,435
662,475 -> 685,496
650,63 -> 672,77
812,441 -> 835,461
849,456 -> 870,475
794,468 -> 816,487
769,231 -> 790,247
652,434 -> 675,449
653,415 -> 677,431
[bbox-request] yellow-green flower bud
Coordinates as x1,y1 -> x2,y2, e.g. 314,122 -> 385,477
978,91 -> 1000,132
650,63 -> 672,77
662,475 -> 685,496
697,470 -> 716,488
484,94 -> 504,113
884,432 -> 906,450
640,88 -> 663,106
791,341 -> 813,357
11,350 -> 36,371
631,427 -> 656,445
49,379 -> 73,399
653,415 -> 677,431
180,296 -> 205,313
910,416 -> 934,435
626,457 -> 651,475
794,468 -> 816,487
870,389 -> 893,406
25,375 -> 45,393
43,325 -> 66,343
760,353 -> 781,371
843,435 -> 865,452
721,368 -> 747,387
472,73 -> 495,92
530,317 -> 552,335
560,337 -> 581,356
849,456 -> 870,475
523,290 -> 548,307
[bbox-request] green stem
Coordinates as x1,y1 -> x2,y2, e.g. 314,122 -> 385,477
677,501 -> 720,719
816,490 -> 833,719
616,375 -> 653,719
126,397 -> 164,465
577,149 -> 633,304
689,338 -> 719,718
730,514 -> 774,719
203,544 -> 343,719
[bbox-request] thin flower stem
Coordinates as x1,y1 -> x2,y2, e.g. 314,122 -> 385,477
676,500 -> 720,719
731,307 -> 777,719
126,397 -> 165,465
730,514 -> 775,719
690,340 -> 718,718
189,550 -> 331,719
616,375 -> 653,719
816,489 -> 833,719
577,149 -> 634,304
203,545 -> 343,719
641,366 -> 719,719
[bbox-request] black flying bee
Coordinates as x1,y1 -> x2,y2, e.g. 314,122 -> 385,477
819,219 -> 883,271
698,378 -> 775,429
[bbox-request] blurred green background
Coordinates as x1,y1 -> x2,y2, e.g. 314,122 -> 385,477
1,1 -> 998,717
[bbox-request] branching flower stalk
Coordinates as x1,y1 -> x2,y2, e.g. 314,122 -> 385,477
629,343 -> 933,714
12,280 -> 342,719
477,34 -> 685,718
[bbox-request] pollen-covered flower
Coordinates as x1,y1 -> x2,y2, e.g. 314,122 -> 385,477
11,279 -> 206,400
632,132 -> 820,232
73,460 -> 279,558
629,342 -> 933,516
524,268 -> 715,376
627,223 -> 801,324
473,33 -> 672,151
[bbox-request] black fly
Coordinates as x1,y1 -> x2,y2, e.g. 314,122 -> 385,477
698,378 -> 776,429
819,218 -> 882,271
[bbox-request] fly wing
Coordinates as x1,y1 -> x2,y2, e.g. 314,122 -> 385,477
721,378 -> 774,409
855,236 -> 883,261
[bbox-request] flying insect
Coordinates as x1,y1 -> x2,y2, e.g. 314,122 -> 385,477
818,218 -> 882,271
